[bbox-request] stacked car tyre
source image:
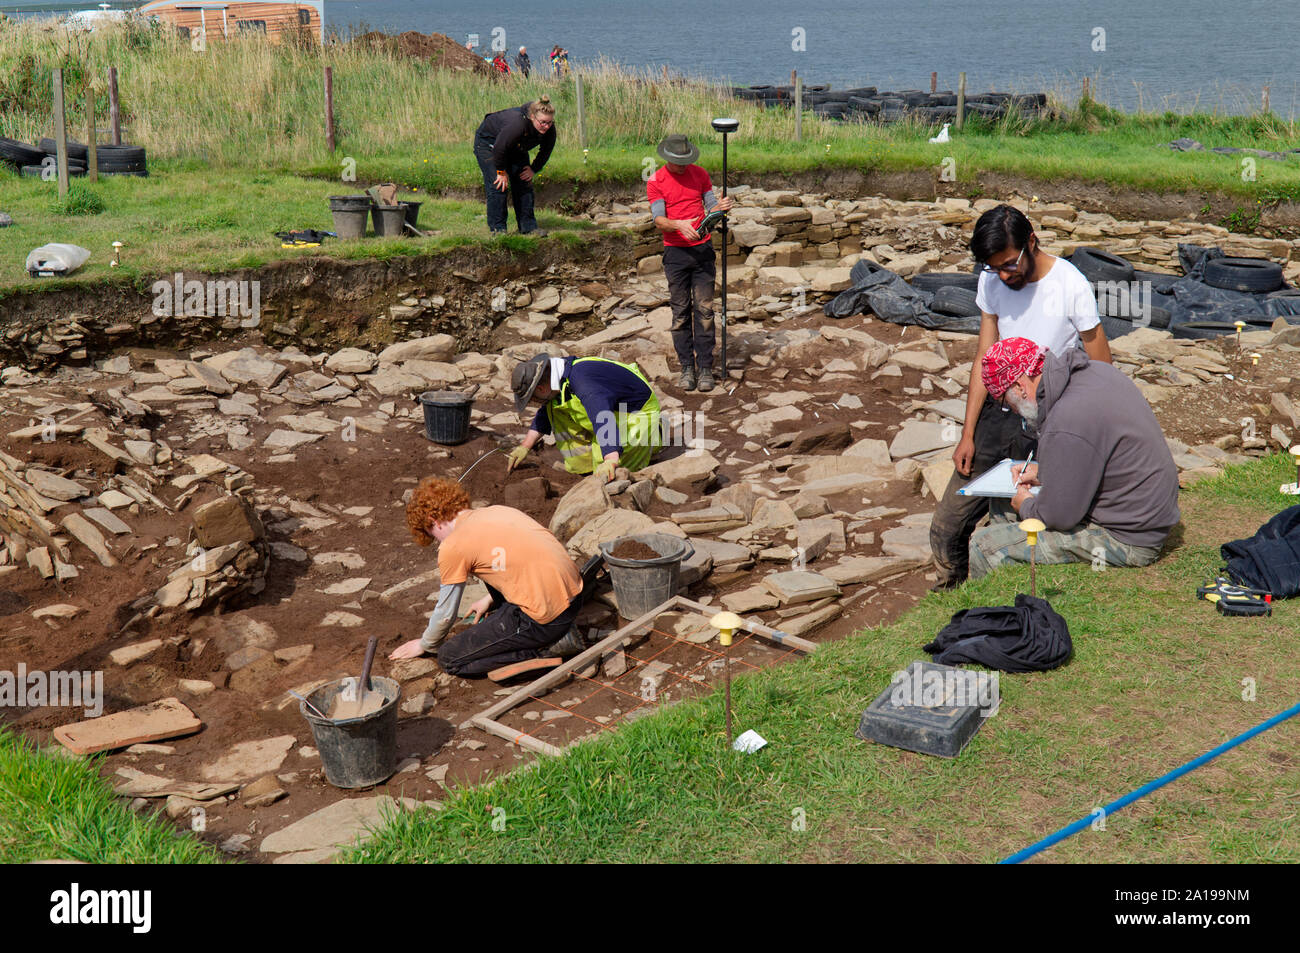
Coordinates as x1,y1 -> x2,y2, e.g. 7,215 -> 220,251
95,144 -> 147,175
0,136 -> 46,170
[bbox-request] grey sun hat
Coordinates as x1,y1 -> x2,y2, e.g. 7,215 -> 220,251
656,133 -> 699,165
511,354 -> 550,414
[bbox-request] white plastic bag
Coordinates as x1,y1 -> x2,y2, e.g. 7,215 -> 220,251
25,243 -> 91,277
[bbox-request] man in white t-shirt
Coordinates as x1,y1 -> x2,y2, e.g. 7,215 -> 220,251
929,204 -> 1113,589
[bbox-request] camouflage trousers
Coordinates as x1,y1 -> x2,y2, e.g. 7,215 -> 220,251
968,501 -> 1163,579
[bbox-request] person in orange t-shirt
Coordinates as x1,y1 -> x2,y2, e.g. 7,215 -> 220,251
389,478 -> 586,678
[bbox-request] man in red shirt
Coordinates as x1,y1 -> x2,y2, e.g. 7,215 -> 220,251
647,134 -> 733,392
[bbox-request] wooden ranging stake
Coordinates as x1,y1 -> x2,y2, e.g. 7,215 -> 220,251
1019,518 -> 1045,597
711,611 -> 742,747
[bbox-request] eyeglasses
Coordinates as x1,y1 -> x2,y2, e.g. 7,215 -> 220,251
979,246 -> 1026,276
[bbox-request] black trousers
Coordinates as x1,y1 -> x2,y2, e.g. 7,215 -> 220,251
437,583 -> 581,677
929,399 -> 1038,585
472,136 -> 538,234
663,242 -> 717,372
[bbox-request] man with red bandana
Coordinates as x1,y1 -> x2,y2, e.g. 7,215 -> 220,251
966,337 -> 1180,578
929,203 -> 1113,589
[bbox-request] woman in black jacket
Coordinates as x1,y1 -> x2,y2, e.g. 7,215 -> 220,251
472,96 -> 556,236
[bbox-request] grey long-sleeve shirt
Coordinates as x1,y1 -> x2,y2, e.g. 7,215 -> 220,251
419,581 -> 464,652
1017,349 -> 1180,547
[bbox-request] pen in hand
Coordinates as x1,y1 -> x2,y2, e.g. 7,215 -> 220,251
1016,451 -> 1035,489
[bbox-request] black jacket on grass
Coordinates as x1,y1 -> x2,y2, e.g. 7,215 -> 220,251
923,594 -> 1073,672
1221,504 -> 1300,598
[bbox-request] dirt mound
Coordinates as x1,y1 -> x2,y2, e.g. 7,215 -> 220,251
352,31 -> 493,76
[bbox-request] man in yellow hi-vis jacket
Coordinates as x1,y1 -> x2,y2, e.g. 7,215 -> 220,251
507,354 -> 662,481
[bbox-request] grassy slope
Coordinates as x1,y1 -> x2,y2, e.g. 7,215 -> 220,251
0,165 -> 590,296
3,25 -> 1300,295
348,453 -> 1300,864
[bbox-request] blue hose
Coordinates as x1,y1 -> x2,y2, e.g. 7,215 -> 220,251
1000,700 -> 1300,864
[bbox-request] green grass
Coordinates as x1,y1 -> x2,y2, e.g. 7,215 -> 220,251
0,726 -> 222,864
0,457 -> 1294,863
0,164 -> 593,295
3,22 -> 1300,204
3,23 -> 1299,293
347,453 -> 1300,864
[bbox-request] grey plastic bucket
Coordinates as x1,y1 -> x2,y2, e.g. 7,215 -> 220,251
401,200 -> 422,229
329,194 -> 371,240
418,390 -> 473,444
301,675 -> 400,789
598,533 -> 694,619
373,204 -> 407,237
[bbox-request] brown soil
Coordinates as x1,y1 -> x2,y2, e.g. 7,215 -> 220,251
352,31 -> 493,76
608,539 -> 661,560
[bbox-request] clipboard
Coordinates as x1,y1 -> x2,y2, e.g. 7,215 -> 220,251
956,457 -> 1041,499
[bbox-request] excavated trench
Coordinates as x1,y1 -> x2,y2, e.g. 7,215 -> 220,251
0,233 -> 634,369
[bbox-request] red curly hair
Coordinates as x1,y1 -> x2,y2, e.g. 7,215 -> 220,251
406,477 -> 471,547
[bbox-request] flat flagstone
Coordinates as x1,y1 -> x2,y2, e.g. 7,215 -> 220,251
760,570 -> 841,606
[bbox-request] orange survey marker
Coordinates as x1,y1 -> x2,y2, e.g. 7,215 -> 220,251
54,697 -> 202,755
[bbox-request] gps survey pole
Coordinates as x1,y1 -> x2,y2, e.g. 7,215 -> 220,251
712,117 -> 738,378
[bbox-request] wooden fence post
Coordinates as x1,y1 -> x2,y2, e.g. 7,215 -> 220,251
794,71 -> 802,142
931,71 -> 937,94
85,86 -> 97,183
956,71 -> 966,131
108,66 -> 121,145
1263,85 -> 1271,114
52,68 -> 69,198
575,72 -> 587,150
324,66 -> 335,152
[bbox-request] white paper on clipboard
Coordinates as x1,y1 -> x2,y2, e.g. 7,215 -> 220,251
956,457 -> 1042,498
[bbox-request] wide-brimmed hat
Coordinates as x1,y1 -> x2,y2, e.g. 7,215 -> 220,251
657,134 -> 699,165
511,355 -> 550,414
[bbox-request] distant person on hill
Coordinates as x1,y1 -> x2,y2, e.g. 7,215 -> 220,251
928,203 -> 1112,590
647,133 -> 734,392
472,96 -> 556,236
515,46 -> 532,77
549,44 -> 570,76
492,52 -> 511,74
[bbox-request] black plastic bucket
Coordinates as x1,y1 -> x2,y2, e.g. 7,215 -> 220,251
300,676 -> 400,789
329,195 -> 371,240
418,390 -> 474,444
598,533 -> 694,619
401,200 -> 422,229
373,204 -> 407,237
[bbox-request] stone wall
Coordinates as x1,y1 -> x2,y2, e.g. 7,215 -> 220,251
593,190 -> 1300,307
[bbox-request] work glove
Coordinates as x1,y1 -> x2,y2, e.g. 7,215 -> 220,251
594,459 -> 617,483
506,445 -> 530,474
